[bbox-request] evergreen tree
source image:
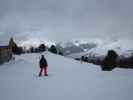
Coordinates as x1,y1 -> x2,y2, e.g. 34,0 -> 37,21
17,47 -> 23,55
38,44 -> 46,52
30,46 -> 35,53
58,52 -> 63,56
102,50 -> 118,71
49,45 -> 57,54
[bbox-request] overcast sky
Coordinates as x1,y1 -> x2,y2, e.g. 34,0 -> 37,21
0,0 -> 133,41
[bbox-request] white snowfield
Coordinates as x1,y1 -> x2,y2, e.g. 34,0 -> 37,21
0,52 -> 133,100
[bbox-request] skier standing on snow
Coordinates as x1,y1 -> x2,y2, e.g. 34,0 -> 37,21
39,55 -> 48,76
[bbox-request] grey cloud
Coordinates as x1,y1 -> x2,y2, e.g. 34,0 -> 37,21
0,0 -> 133,41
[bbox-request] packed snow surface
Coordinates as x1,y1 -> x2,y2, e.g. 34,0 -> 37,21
0,52 -> 133,100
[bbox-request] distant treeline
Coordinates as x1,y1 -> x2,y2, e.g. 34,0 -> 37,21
12,39 -> 63,56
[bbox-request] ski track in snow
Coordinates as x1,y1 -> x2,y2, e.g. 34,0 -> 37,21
0,52 -> 133,100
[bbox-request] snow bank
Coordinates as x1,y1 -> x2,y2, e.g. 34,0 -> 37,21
0,52 -> 133,100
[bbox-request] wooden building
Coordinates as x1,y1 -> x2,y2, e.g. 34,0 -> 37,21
0,38 -> 15,64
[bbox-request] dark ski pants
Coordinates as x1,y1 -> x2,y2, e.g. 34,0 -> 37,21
39,67 -> 48,76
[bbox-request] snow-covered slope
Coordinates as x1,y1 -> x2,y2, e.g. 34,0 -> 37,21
68,39 -> 133,59
0,52 -> 133,100
87,39 -> 133,57
56,38 -> 102,55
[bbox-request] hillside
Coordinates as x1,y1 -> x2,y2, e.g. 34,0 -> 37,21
68,39 -> 133,60
0,52 -> 133,100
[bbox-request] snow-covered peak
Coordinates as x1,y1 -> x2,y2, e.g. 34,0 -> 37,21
67,39 -> 133,59
58,38 -> 104,48
72,38 -> 104,46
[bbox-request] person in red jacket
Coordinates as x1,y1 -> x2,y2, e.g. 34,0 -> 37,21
39,55 -> 48,76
